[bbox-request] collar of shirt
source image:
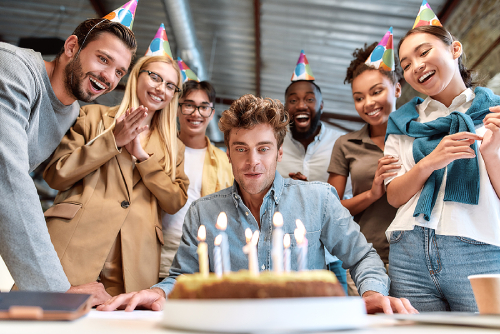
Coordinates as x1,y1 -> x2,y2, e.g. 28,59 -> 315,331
418,88 -> 475,122
230,171 -> 284,208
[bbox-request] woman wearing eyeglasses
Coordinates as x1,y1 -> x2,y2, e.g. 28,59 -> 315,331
159,80 -> 233,280
43,55 -> 189,297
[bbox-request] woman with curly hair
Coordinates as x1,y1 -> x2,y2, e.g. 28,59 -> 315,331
327,38 -> 403,295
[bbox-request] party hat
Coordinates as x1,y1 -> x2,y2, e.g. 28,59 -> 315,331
365,27 -> 394,71
291,50 -> 315,81
412,0 -> 442,29
103,0 -> 138,30
145,23 -> 173,59
177,58 -> 200,83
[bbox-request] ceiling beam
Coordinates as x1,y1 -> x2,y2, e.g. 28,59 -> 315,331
253,0 -> 261,97
88,0 -> 106,18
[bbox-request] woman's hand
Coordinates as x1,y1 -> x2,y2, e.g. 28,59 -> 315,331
113,106 -> 149,148
369,156 -> 401,201
124,135 -> 149,162
480,106 -> 500,159
421,132 -> 482,172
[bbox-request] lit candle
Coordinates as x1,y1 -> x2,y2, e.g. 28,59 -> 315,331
213,235 -> 223,278
215,212 -> 231,274
197,225 -> 209,277
283,233 -> 291,272
272,212 -> 284,273
243,228 -> 260,276
294,219 -> 308,271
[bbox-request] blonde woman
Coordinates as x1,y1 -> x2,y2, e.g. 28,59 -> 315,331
43,55 -> 189,297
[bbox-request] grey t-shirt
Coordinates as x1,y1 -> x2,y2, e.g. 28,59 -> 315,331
0,42 -> 79,291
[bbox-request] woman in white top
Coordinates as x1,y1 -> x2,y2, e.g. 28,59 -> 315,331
385,24 -> 500,312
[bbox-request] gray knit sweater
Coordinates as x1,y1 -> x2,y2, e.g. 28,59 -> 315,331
0,42 -> 79,291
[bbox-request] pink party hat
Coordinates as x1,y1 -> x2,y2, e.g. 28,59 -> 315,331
103,0 -> 138,30
177,58 -> 200,83
145,23 -> 173,59
365,27 -> 394,71
412,0 -> 442,29
291,50 -> 315,81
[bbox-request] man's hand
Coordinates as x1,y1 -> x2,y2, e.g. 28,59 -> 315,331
96,288 -> 166,312
289,172 -> 308,181
67,282 -> 111,307
362,291 -> 418,314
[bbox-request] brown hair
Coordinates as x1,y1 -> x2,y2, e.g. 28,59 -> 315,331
345,42 -> 403,85
398,25 -> 475,88
58,18 -> 137,60
181,81 -> 216,104
219,94 -> 289,149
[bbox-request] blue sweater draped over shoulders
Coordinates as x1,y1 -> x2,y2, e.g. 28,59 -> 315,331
385,87 -> 500,221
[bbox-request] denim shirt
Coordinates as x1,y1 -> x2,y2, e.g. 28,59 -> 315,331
153,172 -> 389,297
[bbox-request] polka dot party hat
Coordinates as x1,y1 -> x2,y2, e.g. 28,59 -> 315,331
177,57 -> 200,83
145,23 -> 173,59
291,50 -> 315,81
412,0 -> 442,29
103,0 -> 138,30
365,27 -> 394,71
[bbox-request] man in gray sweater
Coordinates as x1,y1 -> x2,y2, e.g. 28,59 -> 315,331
0,18 -> 136,304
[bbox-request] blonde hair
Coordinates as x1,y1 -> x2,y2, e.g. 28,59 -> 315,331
97,55 -> 181,181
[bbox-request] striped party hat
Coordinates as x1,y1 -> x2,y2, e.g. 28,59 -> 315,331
177,58 -> 200,83
365,27 -> 394,71
291,50 -> 315,81
103,0 -> 138,30
145,23 -> 173,59
412,0 -> 442,29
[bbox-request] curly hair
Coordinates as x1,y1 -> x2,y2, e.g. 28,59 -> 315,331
345,42 -> 403,85
219,94 -> 289,149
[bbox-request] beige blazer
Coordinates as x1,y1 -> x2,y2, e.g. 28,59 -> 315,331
43,104 -> 189,293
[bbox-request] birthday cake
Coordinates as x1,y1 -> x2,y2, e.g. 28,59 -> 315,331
168,270 -> 345,299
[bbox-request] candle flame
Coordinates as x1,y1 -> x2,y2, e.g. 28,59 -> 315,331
284,233 -> 290,248
198,225 -> 206,241
295,219 -> 306,234
214,234 -> 222,246
245,228 -> 252,243
216,212 -> 228,230
273,212 -> 283,227
251,230 -> 260,245
294,228 -> 304,244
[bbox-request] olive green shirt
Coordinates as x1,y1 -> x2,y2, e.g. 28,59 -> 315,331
328,124 -> 396,264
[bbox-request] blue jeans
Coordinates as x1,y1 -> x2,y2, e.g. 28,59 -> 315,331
327,260 -> 347,295
389,226 -> 500,312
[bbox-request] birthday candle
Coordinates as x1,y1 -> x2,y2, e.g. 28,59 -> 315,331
197,225 -> 209,277
294,219 -> 308,271
272,212 -> 284,273
216,212 -> 231,274
243,228 -> 260,276
283,233 -> 291,272
213,234 -> 223,278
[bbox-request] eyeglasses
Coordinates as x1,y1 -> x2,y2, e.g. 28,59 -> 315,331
139,70 -> 181,93
179,103 -> 215,118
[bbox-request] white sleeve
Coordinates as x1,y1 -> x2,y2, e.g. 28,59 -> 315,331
384,134 -> 408,185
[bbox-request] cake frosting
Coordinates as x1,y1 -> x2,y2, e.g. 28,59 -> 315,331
168,270 -> 345,299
